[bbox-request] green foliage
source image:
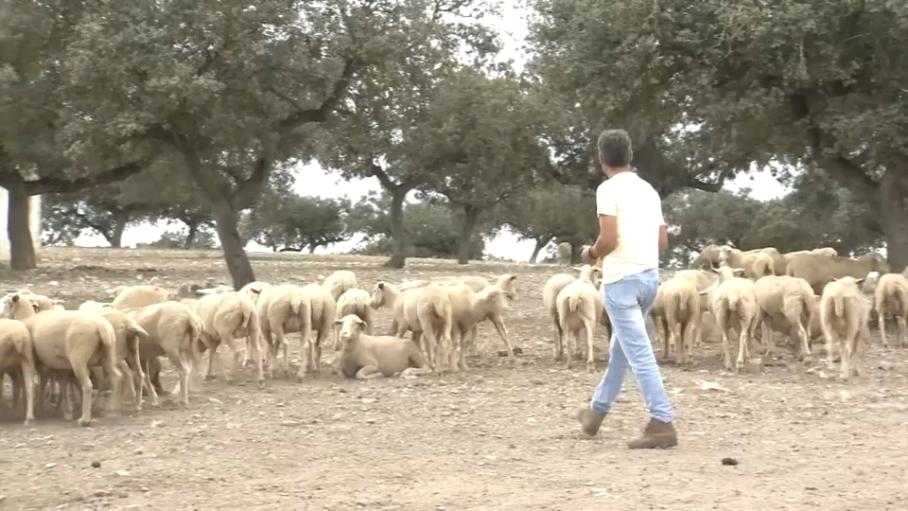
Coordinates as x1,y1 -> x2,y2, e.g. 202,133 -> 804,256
247,192 -> 350,253
496,184 -> 597,258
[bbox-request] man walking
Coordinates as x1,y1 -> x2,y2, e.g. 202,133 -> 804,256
576,129 -> 677,449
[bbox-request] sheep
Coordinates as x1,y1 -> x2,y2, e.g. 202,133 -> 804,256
786,253 -> 890,295
323,270 -> 357,301
193,292 -> 263,386
299,283 -> 337,378
443,281 -> 516,370
819,277 -> 870,380
411,285 -> 455,372
79,300 -> 110,313
656,276 -> 701,366
130,301 -> 203,407
874,273 -> 908,348
335,288 -> 374,344
2,293 -> 121,426
812,247 -> 838,257
0,313 -> 36,425
555,276 -> 602,369
256,284 -> 311,379
95,308 -> 148,411
556,242 -> 572,265
707,265 -> 759,372
544,265 -> 602,361
753,276 -> 815,361
717,246 -> 785,278
112,285 -> 170,310
239,281 -> 271,304
334,315 -> 432,379
370,281 -> 418,337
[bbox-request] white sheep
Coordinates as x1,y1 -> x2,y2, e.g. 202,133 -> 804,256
112,285 -> 170,310
443,281 -> 516,370
786,253 -> 890,294
334,315 -> 432,379
707,266 -> 759,372
753,276 -> 815,360
411,285 -> 455,373
323,270 -> 357,301
335,288 -> 374,345
544,266 -> 601,361
657,276 -> 701,366
256,284 -> 311,378
2,293 -> 121,426
874,273 -> 908,348
555,276 -> 602,369
95,308 -> 148,411
717,247 -> 784,278
299,283 -> 337,378
130,301 -> 203,407
0,310 -> 36,425
672,269 -> 718,346
819,277 -> 869,380
239,281 -> 272,304
193,292 -> 264,386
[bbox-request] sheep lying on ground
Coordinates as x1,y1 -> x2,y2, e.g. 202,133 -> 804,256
299,284 -> 337,378
656,276 -> 701,366
786,253 -> 889,295
112,285 -> 170,310
543,266 -> 601,361
335,288 -> 373,345
256,285 -> 310,378
335,315 -> 432,379
874,273 -> 908,348
194,292 -> 263,386
707,266 -> 759,372
323,271 -> 357,301
819,277 -> 869,380
555,274 -> 602,368
0,309 -> 36,425
3,294 -> 121,426
130,301 -> 203,406
753,276 -> 815,360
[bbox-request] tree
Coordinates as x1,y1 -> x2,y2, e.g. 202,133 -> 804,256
496,184 -> 598,262
247,191 -> 350,253
412,69 -> 550,264
531,0 -> 908,271
40,192 -> 143,248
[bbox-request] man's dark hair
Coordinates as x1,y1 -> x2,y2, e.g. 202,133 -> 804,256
597,129 -> 633,167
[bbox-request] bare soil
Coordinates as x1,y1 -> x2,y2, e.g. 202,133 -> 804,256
1,248 -> 907,511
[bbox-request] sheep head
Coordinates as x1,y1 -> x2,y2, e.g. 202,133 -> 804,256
336,314 -> 366,346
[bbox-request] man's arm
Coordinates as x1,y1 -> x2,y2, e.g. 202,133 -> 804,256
587,214 -> 618,260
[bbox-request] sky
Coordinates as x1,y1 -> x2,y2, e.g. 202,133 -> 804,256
73,2 -> 790,262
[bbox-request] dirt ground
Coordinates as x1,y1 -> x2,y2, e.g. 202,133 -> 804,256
2,247 -> 907,511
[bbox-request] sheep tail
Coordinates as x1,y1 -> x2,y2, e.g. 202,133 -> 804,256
568,293 -> 583,313
834,295 -> 845,318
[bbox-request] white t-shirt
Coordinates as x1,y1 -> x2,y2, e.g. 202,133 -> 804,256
595,171 -> 665,284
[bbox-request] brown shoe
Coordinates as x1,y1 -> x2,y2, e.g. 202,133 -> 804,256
576,408 -> 606,436
627,418 -> 678,449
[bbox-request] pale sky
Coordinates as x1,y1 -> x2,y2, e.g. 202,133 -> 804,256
74,2 -> 789,262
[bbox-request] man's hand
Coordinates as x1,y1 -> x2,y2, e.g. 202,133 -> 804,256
581,245 -> 598,265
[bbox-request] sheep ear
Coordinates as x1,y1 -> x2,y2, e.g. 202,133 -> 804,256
856,278 -> 865,284
354,316 -> 366,326
11,294 -> 19,303
733,268 -> 745,275
377,282 -> 385,289
508,275 -> 517,282
334,319 -> 343,326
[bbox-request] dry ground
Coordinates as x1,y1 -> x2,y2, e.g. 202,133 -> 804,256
1,248 -> 907,511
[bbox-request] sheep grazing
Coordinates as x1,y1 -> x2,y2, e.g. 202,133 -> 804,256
555,275 -> 602,368
299,284 -> 337,378
335,315 -> 431,379
112,285 -> 170,310
323,270 -> 357,301
130,301 -> 203,406
256,284 -> 311,378
335,288 -> 374,344
3,293 -> 121,426
0,311 -> 36,425
655,277 -> 701,366
193,292 -> 263,386
707,265 -> 759,372
786,253 -> 890,295
753,276 -> 815,360
819,277 -> 870,380
874,273 -> 908,348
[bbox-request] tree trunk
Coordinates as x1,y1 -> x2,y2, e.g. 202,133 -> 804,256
109,217 -> 127,248
308,245 -> 316,254
184,222 -> 199,248
529,237 -> 549,264
6,180 -> 36,270
456,205 -> 480,265
384,190 -> 408,269
880,171 -> 908,273
213,206 -> 255,289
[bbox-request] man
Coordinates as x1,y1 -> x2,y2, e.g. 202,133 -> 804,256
576,129 -> 677,449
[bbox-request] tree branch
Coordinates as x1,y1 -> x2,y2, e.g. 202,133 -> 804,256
17,155 -> 155,195
232,157 -> 270,210
276,56 -> 358,134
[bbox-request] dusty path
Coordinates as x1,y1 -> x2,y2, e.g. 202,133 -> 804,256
1,248 -> 907,510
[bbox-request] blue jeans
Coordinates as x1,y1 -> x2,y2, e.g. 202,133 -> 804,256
591,269 -> 673,423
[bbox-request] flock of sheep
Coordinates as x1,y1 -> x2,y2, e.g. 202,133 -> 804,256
0,270 -> 520,427
546,245 -> 904,382
1,244 -> 906,429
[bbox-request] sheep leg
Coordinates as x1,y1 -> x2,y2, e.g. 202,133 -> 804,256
467,325 -> 479,356
400,367 -> 433,378
670,322 -> 683,366
143,359 -> 160,407
584,320 -> 596,369
411,331 -> 431,369
897,316 -> 908,348
552,322 -> 564,362
355,365 -> 383,379
761,319 -> 775,358
204,338 -> 221,382
840,332 -> 853,381
70,364 -> 93,427
167,352 -> 191,407
489,313 -> 515,362
20,360 -> 35,426
879,313 -> 889,348
659,319 -> 670,362
454,328 -> 468,371
116,360 -> 136,409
